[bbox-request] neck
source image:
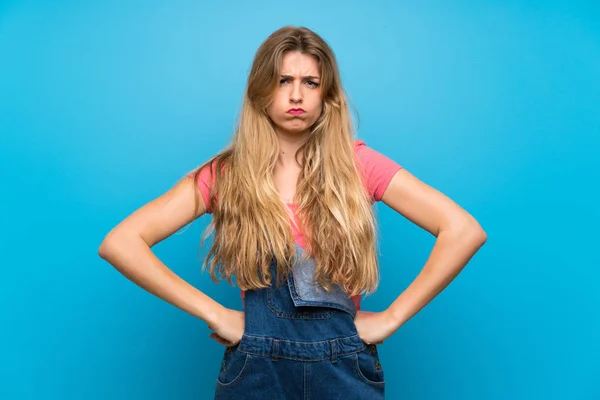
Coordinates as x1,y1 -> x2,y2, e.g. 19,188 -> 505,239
274,128 -> 309,168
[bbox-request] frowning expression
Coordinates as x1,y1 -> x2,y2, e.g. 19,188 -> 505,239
266,51 -> 323,136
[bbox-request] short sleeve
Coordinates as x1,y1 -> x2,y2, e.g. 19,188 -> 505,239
354,140 -> 403,202
187,161 -> 217,214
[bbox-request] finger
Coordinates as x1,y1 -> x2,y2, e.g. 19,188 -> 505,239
210,332 -> 227,341
210,333 -> 234,346
211,336 -> 229,346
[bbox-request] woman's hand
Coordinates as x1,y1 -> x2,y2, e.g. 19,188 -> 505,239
354,310 -> 398,345
208,308 -> 245,346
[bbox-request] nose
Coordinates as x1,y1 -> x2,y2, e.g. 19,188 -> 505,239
290,81 -> 302,104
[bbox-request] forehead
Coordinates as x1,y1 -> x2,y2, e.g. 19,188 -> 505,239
280,51 -> 320,76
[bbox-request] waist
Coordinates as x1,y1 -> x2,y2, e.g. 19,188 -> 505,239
242,289 -> 362,310
237,332 -> 366,361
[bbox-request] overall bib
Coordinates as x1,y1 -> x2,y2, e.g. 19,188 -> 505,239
214,244 -> 385,399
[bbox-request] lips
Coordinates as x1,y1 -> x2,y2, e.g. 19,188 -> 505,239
288,108 -> 305,116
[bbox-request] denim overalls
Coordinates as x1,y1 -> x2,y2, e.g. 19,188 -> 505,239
214,244 -> 385,399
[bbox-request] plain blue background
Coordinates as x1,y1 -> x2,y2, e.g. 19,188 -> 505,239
1,1 -> 598,399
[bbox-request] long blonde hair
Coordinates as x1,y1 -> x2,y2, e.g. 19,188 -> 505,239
192,26 -> 380,297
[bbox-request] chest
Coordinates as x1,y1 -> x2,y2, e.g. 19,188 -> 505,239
273,167 -> 302,203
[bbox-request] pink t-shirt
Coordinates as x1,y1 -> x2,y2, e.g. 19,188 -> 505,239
189,140 -> 402,310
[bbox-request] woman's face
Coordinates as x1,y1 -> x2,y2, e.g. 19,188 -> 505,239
266,51 -> 323,137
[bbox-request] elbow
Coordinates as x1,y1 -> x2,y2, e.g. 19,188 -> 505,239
464,220 -> 487,248
98,231 -> 146,261
472,225 -> 487,247
445,216 -> 487,247
98,236 -> 114,260
98,231 -> 122,260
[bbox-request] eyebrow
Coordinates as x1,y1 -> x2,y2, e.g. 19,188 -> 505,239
280,74 -> 321,80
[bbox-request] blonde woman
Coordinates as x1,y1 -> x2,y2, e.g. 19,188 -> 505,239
99,26 -> 487,399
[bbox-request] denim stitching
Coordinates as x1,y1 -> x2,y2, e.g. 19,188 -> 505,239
243,333 -> 363,344
266,286 -> 335,320
216,352 -> 251,388
287,267 -> 357,317
303,361 -> 309,400
352,349 -> 386,387
238,334 -> 367,362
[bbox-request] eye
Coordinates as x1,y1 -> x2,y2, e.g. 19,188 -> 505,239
306,80 -> 320,88
279,78 -> 291,85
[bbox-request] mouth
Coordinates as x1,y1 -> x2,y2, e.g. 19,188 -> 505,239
287,108 -> 305,116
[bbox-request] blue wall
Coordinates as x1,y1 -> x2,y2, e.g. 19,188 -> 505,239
1,1 -> 598,399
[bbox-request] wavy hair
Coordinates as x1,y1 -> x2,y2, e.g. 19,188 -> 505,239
191,26 -> 380,296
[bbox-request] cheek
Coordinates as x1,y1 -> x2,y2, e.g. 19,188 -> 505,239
309,99 -> 323,119
266,94 -> 286,118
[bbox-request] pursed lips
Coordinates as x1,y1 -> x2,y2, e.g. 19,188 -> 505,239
288,108 -> 305,116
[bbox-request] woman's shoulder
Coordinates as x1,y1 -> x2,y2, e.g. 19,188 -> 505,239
187,157 -> 225,214
352,138 -> 403,202
353,138 -> 367,150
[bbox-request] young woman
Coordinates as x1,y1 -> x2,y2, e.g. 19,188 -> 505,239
98,26 -> 486,399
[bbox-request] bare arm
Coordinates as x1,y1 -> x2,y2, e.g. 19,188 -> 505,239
381,168 -> 487,329
98,175 -> 227,330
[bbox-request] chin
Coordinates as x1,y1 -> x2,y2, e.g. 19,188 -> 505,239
287,126 -> 311,135
273,120 -> 308,134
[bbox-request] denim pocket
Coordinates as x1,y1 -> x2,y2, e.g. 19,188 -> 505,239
266,284 -> 334,320
353,344 -> 385,386
216,346 -> 250,387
